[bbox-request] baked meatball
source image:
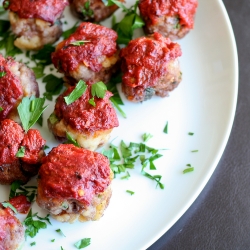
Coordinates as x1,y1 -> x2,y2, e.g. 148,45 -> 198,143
48,85 -> 119,151
70,0 -> 119,22
36,144 -> 113,223
0,119 -> 46,185
51,22 -> 120,84
120,32 -> 182,102
0,206 -> 25,250
139,0 -> 198,40
0,54 -> 39,123
3,0 -> 68,50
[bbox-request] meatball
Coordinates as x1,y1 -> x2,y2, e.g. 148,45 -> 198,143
48,85 -> 119,151
139,0 -> 198,40
70,0 -> 119,22
36,144 -> 113,223
120,32 -> 182,102
0,54 -> 39,123
0,119 -> 46,185
4,0 -> 68,50
51,22 -> 120,84
0,206 -> 25,250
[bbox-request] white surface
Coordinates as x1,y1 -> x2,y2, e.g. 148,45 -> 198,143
0,0 -> 238,249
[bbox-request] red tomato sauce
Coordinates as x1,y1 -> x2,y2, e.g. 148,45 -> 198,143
0,56 -> 23,121
120,32 -> 182,88
139,0 -> 198,29
51,22 -> 118,72
21,129 -> 46,164
54,86 -> 119,133
9,195 -> 31,214
0,119 -> 24,165
39,144 -> 111,206
4,0 -> 68,23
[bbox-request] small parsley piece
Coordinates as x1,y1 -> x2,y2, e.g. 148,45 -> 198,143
64,80 -> 87,105
16,146 -> 25,158
109,0 -> 144,45
17,97 -> 48,132
32,63 -> 45,79
74,238 -> 91,249
0,71 -> 6,77
191,150 -> 198,152
126,190 -> 134,195
9,180 -> 37,202
142,171 -> 164,189
3,1 -> 10,9
30,242 -> 36,246
51,239 -> 55,242
1,202 -> 18,214
61,247 -> 64,250
88,97 -> 96,106
70,40 -> 90,46
142,133 -> 153,142
121,171 -> 130,180
24,209 -> 49,238
56,229 -> 66,237
43,145 -> 50,150
31,44 -> 55,66
163,121 -> 168,134
0,106 -> 3,112
0,32 -> 22,56
188,132 -> 194,135
82,0 -> 94,18
183,167 -> 194,174
65,132 -> 80,147
91,81 -> 107,98
48,113 -> 58,125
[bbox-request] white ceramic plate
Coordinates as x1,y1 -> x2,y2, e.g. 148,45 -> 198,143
0,0 -> 238,249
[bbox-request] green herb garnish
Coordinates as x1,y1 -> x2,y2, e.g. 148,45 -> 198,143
82,0 -> 94,19
70,40 -> 90,46
65,132 -> 80,147
183,167 -> 194,174
16,146 -> 25,158
191,150 -> 198,152
0,71 -> 6,77
188,132 -> 194,135
17,97 -> 48,132
30,242 -> 36,246
56,229 -> 66,237
1,202 -> 18,214
163,121 -> 168,134
91,81 -> 107,98
64,80 -> 87,105
74,238 -> 91,249
142,133 -> 153,142
126,190 -> 134,195
0,106 -> 3,112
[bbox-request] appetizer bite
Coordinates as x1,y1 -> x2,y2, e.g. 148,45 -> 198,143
0,205 -> 25,250
48,82 -> 119,151
120,32 -> 182,102
138,0 -> 198,40
0,54 -> 39,122
51,22 -> 120,84
36,144 -> 113,223
0,119 -> 46,185
3,0 -> 68,50
70,0 -> 119,22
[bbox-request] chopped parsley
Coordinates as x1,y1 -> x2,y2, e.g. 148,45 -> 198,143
0,106 -> 3,112
1,202 -> 18,214
74,238 -> 91,249
183,164 -> 194,174
82,0 -> 94,19
16,146 -> 25,158
24,209 -> 51,238
0,71 -> 6,77
91,81 -> 107,98
65,132 -> 80,147
126,190 -> 134,195
30,242 -> 36,246
56,228 -> 66,237
17,96 -> 48,132
188,132 -> 194,135
191,150 -> 198,152
70,40 -> 90,46
64,80 -> 87,105
107,0 -> 144,45
142,133 -> 153,142
163,121 -> 168,134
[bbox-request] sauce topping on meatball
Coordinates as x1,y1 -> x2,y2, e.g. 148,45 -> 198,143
4,0 -> 68,23
39,144 -> 111,206
9,195 -> 31,214
0,56 -> 23,121
139,0 -> 198,28
0,119 -> 24,165
120,32 -> 182,88
54,86 -> 119,132
51,22 -> 118,72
